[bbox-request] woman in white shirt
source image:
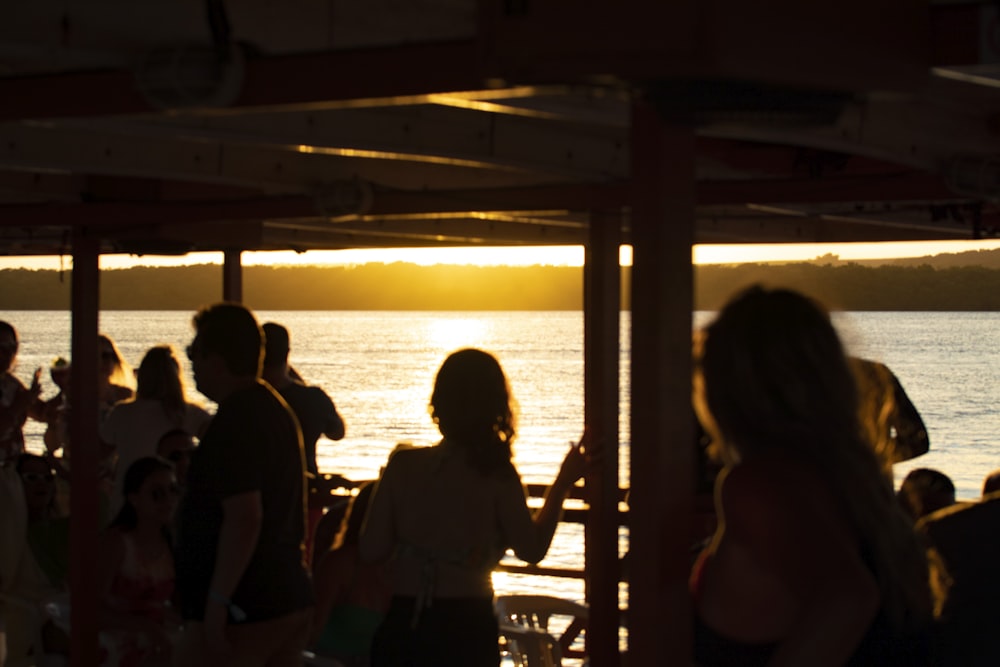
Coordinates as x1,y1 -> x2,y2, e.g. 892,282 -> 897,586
101,345 -> 212,519
360,348 -> 588,667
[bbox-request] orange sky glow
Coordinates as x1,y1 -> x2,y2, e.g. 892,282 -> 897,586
1,239 -> 999,270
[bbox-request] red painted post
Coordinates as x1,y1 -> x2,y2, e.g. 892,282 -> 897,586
69,227 -> 101,667
627,98 -> 695,664
584,210 -> 622,666
223,249 -> 243,302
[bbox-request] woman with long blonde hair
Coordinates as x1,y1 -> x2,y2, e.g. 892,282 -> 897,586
691,285 -> 937,665
101,345 -> 211,519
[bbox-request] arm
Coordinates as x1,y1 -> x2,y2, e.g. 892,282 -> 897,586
204,491 -> 263,654
320,392 -> 345,441
499,438 -> 588,564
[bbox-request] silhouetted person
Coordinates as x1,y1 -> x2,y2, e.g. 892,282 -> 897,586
897,468 -> 956,521
262,321 -> 346,567
360,348 -> 588,667
692,285 -> 936,665
102,344 -> 211,518
981,469 -> 1000,497
0,320 -> 41,463
173,303 -> 313,667
919,495 -> 1000,666
852,358 -> 929,467
261,322 -> 345,477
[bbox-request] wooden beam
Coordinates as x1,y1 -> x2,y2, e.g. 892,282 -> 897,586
0,41 -> 486,122
584,209 -> 622,666
627,99 -> 695,665
222,250 -> 243,302
68,227 -> 100,667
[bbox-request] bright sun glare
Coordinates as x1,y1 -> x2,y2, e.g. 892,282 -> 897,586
427,317 -> 492,352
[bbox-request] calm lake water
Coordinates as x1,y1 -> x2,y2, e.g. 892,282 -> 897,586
3,309 -> 999,609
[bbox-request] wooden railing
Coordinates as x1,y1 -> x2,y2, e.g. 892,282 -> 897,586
310,475 -> 632,581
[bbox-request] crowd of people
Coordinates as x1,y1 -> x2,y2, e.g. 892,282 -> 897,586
0,283 -> 997,666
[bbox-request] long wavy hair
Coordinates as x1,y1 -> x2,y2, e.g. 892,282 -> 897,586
695,285 -> 937,631
134,345 -> 192,423
430,348 -> 517,476
99,334 -> 134,390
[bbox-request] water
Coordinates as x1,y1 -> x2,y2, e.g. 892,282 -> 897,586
4,310 -> 999,610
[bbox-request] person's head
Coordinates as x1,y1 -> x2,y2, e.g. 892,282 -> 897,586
694,285 -> 860,466
188,303 -> 263,399
49,357 -> 71,391
16,453 -> 57,520
333,482 -> 375,550
156,429 -> 195,485
98,334 -> 132,388
430,348 -> 516,474
0,320 -> 19,374
982,469 -> 1000,497
898,468 -> 956,520
136,345 -> 186,413
110,456 -> 178,532
262,322 -> 290,369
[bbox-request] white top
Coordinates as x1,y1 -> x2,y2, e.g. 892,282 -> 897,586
101,398 -> 212,518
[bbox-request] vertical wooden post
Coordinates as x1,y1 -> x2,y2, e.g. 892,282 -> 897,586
627,98 -> 695,663
584,210 -> 622,667
69,227 -> 100,667
223,249 -> 243,302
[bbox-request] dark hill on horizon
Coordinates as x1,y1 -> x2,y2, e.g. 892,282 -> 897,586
1,246 -> 999,310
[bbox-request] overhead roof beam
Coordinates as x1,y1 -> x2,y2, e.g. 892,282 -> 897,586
0,40 -> 493,122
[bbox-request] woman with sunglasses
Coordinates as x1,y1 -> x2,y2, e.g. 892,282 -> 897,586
0,320 -> 42,464
99,456 -> 181,667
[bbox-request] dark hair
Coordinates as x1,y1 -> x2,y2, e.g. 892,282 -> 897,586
193,303 -> 263,377
109,456 -> 175,533
898,468 -> 956,519
262,322 -> 290,367
430,348 -> 516,475
0,320 -> 17,347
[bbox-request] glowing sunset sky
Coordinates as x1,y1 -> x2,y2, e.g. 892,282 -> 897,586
1,239 -> 999,270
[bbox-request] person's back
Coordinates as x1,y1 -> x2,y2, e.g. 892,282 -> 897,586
276,380 -> 343,476
359,348 -> 587,667
175,379 -> 311,621
692,286 -> 936,666
262,322 -> 345,477
919,496 -> 1000,666
365,444 -> 518,598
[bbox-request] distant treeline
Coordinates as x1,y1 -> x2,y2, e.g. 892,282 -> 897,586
2,258 -> 1000,311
